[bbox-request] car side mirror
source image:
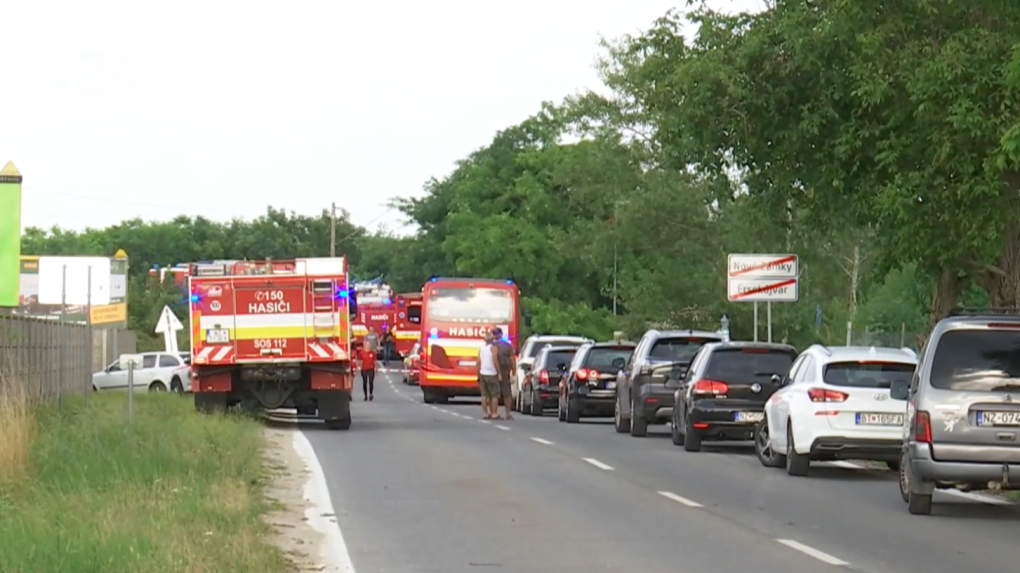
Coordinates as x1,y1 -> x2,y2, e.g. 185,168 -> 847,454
664,374 -> 681,389
770,374 -> 782,384
890,379 -> 910,401
520,363 -> 532,372
557,363 -> 567,372
611,357 -> 626,370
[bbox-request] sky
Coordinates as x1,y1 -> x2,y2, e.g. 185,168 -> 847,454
2,0 -> 766,236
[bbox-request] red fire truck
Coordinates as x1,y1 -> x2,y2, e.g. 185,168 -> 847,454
187,258 -> 357,429
349,281 -> 397,353
418,278 -> 521,403
392,292 -> 423,358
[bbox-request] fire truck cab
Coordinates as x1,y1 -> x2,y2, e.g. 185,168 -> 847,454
187,258 -> 358,429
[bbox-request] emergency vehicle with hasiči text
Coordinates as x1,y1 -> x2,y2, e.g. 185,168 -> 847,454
392,291 -> 423,358
187,258 -> 358,429
418,277 -> 520,404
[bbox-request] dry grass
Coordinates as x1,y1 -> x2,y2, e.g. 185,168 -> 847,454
0,368 -> 37,490
0,390 -> 292,573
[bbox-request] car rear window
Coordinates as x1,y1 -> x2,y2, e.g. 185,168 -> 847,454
931,329 -> 1020,391
528,340 -> 584,358
704,348 -> 796,379
823,361 -> 915,388
649,337 -> 719,362
543,350 -> 577,369
585,347 -> 634,371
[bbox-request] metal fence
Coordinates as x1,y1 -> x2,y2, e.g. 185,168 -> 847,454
0,314 -> 93,402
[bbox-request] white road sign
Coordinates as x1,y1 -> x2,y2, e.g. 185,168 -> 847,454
120,353 -> 144,369
727,254 -> 798,279
727,254 -> 799,303
728,278 -> 799,302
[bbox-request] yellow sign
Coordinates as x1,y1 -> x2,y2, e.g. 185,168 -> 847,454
90,303 -> 128,325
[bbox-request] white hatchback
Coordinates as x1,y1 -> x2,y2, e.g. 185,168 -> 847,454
756,345 -> 917,476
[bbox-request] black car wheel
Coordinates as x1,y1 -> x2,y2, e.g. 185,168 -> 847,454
614,403 -> 630,433
898,451 -> 910,503
566,398 -> 581,423
682,412 -> 702,452
785,422 -> 811,476
754,417 -> 785,468
530,390 -> 543,416
670,411 -> 685,446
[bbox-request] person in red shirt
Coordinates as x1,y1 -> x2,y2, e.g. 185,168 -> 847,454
359,346 -> 377,401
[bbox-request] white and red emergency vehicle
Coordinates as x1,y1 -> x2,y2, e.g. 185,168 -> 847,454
187,257 -> 357,429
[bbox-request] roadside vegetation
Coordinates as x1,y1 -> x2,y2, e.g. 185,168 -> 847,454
0,380 -> 290,573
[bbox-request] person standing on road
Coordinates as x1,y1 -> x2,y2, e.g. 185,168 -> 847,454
359,345 -> 377,401
365,326 -> 379,353
476,331 -> 501,419
492,327 -> 516,420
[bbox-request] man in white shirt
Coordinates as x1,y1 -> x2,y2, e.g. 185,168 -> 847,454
476,331 -> 501,419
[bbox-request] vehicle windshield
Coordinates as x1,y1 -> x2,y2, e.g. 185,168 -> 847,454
823,361 -> 915,388
586,347 -> 634,371
542,350 -> 577,371
527,340 -> 585,359
408,305 -> 421,324
426,287 -> 513,323
650,337 -> 720,363
705,348 -> 796,380
931,330 -> 1020,391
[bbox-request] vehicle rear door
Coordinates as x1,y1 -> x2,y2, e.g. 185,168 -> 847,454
702,347 -> 796,408
232,278 -> 308,362
926,325 -> 1020,463
820,360 -> 913,433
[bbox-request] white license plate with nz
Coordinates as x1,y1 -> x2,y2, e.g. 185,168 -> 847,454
734,411 -> 764,423
977,411 -> 1020,427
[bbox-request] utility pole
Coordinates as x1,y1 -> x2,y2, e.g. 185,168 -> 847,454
612,245 -> 618,316
329,202 -> 336,257
612,200 -> 619,316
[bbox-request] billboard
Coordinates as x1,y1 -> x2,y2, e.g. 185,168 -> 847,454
0,161 -> 21,307
16,253 -> 129,327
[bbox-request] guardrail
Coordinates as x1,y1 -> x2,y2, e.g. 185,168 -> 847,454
0,314 -> 92,402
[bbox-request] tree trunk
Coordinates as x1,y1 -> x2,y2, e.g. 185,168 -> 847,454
982,173 -> 1020,308
848,244 -> 860,320
923,269 -> 970,347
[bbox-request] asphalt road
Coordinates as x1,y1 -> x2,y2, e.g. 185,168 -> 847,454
302,370 -> 1020,573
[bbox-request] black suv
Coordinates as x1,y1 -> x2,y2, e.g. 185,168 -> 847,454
615,329 -> 724,437
672,342 -> 797,452
559,342 -> 636,423
522,345 -> 579,416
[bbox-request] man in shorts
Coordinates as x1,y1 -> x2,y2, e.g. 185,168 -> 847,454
491,327 -> 516,420
476,330 -> 501,419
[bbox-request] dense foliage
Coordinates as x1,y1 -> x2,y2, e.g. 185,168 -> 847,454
22,1 -> 1020,351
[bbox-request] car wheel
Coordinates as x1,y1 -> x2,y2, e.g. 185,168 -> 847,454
629,407 -> 648,437
785,422 -> 810,476
566,398 -> 580,423
170,377 -> 184,394
530,391 -> 543,416
898,451 -> 910,503
682,413 -> 702,452
148,381 -> 167,392
754,417 -> 786,468
670,412 -> 685,446
614,404 -> 630,433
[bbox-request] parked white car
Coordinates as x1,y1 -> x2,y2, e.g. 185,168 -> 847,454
755,345 -> 918,476
92,351 -> 192,393
513,335 -> 593,411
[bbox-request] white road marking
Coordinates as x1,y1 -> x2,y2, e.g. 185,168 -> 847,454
292,431 -> 358,572
480,420 -> 492,425
657,491 -> 703,508
495,424 -> 510,431
776,539 -> 849,566
582,457 -> 614,471
940,489 -> 1014,505
530,437 -> 554,445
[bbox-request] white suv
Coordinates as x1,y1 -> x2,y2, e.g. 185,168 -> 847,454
513,335 -> 593,411
755,345 -> 917,476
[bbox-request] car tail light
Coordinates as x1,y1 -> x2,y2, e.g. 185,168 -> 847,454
807,387 -> 848,402
577,369 -> 589,380
692,379 -> 728,396
539,370 -> 549,384
914,411 -> 932,443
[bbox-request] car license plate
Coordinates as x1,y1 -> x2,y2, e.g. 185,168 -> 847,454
734,411 -> 764,423
855,412 -> 903,426
976,411 -> 1020,426
206,329 -> 230,344
606,381 -> 616,389
459,360 -> 477,367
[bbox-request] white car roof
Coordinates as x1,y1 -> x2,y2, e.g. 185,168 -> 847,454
808,345 -> 918,364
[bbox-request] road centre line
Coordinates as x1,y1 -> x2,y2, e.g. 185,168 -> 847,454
657,491 -> 703,508
495,424 -> 510,431
582,457 -> 614,471
775,539 -> 849,566
530,437 -> 554,445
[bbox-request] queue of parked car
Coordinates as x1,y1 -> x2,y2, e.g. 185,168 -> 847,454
503,309 -> 1020,516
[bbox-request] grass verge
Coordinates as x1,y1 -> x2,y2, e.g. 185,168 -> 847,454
0,390 -> 291,573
